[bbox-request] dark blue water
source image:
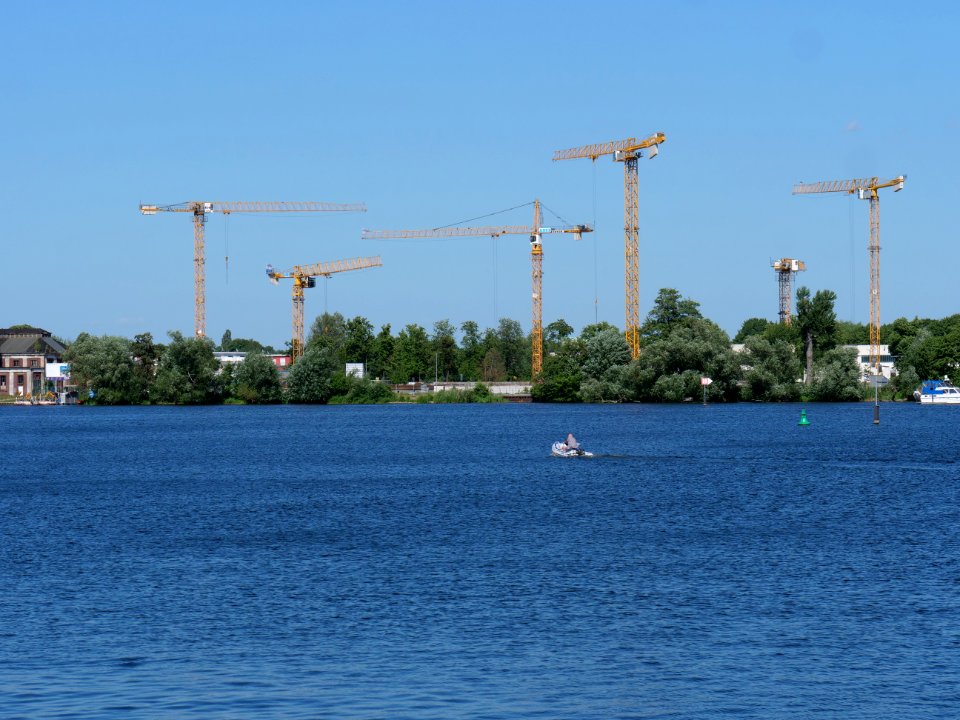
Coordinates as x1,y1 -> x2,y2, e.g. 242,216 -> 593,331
1,403 -> 958,718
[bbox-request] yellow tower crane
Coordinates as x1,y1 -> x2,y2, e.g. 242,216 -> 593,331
140,201 -> 367,338
553,132 -> 666,359
772,258 -> 806,325
361,199 -> 592,377
267,256 -> 383,363
792,175 -> 905,374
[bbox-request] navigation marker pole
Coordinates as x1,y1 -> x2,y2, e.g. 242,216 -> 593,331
701,376 -> 712,406
873,374 -> 880,425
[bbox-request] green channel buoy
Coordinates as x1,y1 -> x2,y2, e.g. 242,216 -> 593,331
798,408 -> 810,426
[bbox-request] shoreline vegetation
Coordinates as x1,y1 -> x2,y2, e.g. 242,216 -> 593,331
47,287 -> 955,406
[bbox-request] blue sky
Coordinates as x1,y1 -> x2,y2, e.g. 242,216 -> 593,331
2,1 -> 957,346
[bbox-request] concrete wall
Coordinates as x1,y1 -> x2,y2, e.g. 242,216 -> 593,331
431,381 -> 532,396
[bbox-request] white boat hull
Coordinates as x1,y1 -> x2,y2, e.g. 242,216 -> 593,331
915,381 -> 960,404
551,442 -> 593,458
919,393 -> 960,404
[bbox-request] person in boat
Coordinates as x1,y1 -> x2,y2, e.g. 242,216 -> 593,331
564,433 -> 584,455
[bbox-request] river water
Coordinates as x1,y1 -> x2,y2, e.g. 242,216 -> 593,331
1,403 -> 958,718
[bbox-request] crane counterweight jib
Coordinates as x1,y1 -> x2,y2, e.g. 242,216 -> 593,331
140,200 -> 367,214
792,175 -> 906,196
553,132 -> 666,162
268,256 -> 382,280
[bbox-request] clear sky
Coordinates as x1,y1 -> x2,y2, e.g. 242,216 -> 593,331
2,1 -> 957,347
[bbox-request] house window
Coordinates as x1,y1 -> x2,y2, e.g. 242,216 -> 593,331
0,376 -> 6,390
16,374 -> 25,387
12,359 -> 21,367
30,358 -> 40,368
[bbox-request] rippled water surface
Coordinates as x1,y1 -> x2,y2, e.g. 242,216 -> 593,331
2,403 -> 959,718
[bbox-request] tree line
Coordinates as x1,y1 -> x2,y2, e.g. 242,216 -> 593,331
59,285 -> 954,405
61,315 -> 534,405
533,287 -> 863,403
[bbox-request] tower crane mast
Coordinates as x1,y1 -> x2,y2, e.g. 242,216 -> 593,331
792,175 -> 905,373
362,200 -> 591,377
553,132 -> 666,358
267,256 -> 382,363
772,258 -> 806,325
140,200 -> 366,338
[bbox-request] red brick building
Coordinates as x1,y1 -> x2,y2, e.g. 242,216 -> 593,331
0,327 -> 66,397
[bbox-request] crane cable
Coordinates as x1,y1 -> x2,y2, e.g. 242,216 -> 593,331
431,201 -> 535,324
849,195 -> 856,322
223,214 -> 230,285
433,201 -> 534,231
492,236 -> 498,322
592,160 -> 599,323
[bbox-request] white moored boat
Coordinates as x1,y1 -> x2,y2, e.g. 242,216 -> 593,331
914,380 -> 960,404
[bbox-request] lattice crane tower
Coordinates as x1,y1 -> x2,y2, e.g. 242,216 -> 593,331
552,132 -> 665,359
772,258 -> 806,325
792,176 -> 905,373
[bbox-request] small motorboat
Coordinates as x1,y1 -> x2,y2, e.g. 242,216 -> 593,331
914,380 -> 960,404
551,441 -> 593,458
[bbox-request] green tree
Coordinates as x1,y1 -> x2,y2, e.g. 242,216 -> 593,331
762,320 -> 801,346
306,312 -> 348,364
328,376 -> 395,404
809,347 -> 862,401
579,321 -> 619,344
218,329 -> 275,354
836,320 -> 870,345
232,352 -> 282,403
795,287 -> 838,385
481,347 -> 506,382
889,314 -> 960,381
582,327 -> 631,380
496,318 -> 529,380
152,332 -> 221,404
369,324 -> 394,380
391,324 -> 431,383
544,318 -> 575,353
458,320 -> 483,380
286,347 -> 338,403
130,332 -> 163,397
739,335 -> 803,401
578,327 -> 635,403
580,363 -> 637,403
431,319 -> 459,381
532,349 -> 583,402
642,288 -> 703,341
343,316 -> 374,364
65,334 -> 143,404
733,317 -> 771,343
631,319 -> 740,402
890,365 -> 920,399
886,316 -> 928,361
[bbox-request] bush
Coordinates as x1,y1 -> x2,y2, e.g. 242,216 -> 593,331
286,348 -> 338,403
328,377 -> 396,404
809,347 -> 862,402
415,382 -> 502,404
232,352 -> 282,404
